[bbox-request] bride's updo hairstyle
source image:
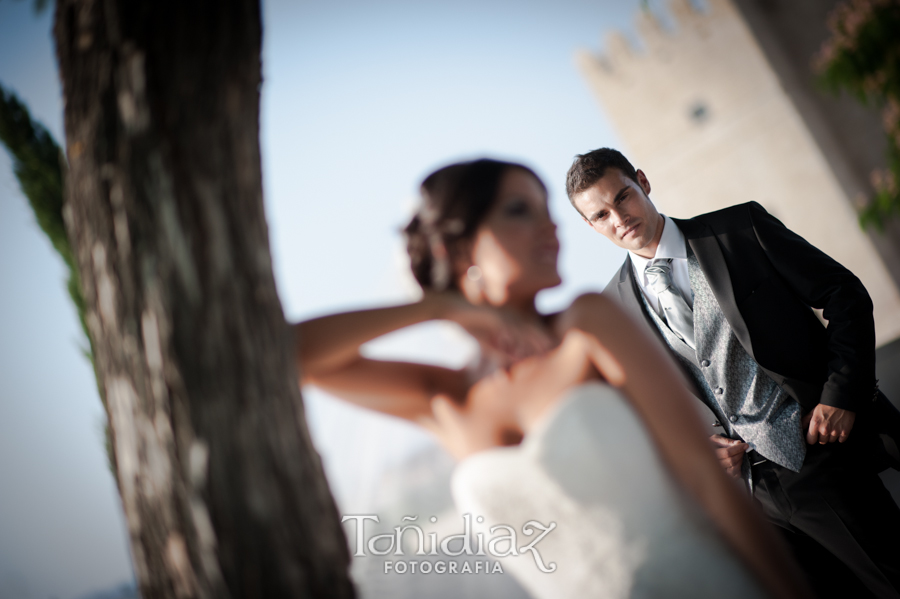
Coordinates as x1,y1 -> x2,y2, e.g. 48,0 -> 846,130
404,158 -> 546,292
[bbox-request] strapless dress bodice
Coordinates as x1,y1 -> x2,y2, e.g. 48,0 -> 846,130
451,382 -> 769,599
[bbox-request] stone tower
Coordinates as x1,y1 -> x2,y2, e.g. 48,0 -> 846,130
576,0 -> 900,346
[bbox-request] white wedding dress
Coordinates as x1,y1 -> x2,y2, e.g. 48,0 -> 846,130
451,382 -> 770,599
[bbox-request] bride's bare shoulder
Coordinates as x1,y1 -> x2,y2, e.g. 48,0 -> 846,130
549,293 -> 623,334
569,292 -> 615,311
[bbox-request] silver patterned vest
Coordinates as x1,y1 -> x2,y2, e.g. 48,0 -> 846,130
641,249 -> 806,472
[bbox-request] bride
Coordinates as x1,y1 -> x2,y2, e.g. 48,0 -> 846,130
294,158 -> 812,599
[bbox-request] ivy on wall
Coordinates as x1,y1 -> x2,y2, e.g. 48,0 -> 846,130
815,0 -> 900,230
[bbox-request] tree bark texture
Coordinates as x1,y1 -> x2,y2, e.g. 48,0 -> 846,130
53,1 -> 355,597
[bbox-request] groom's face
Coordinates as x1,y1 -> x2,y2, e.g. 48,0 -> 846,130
572,168 -> 662,258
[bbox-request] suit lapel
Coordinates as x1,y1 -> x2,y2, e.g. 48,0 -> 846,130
613,254 -> 704,402
614,255 -> 668,347
673,217 -> 756,361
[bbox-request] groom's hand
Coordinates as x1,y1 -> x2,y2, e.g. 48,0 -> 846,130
803,404 -> 855,445
710,435 -> 749,479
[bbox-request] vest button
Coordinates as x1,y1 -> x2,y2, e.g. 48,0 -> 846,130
716,387 -> 724,395
701,360 -> 711,367
729,415 -> 738,423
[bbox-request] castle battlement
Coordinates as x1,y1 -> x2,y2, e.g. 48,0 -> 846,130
578,0 -> 746,78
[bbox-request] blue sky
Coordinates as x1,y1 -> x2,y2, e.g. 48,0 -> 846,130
0,0 -> 658,596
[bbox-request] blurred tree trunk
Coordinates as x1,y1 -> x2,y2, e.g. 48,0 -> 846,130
53,1 -> 355,597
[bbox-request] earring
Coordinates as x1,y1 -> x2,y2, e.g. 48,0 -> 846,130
466,265 -> 482,282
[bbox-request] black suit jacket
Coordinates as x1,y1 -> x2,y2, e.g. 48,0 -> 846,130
604,201 -> 876,414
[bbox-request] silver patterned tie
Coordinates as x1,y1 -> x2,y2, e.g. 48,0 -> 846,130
645,259 -> 695,350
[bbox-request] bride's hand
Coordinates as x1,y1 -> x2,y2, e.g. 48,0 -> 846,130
428,293 -> 554,363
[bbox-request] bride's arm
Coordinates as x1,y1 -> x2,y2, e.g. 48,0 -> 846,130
296,297 -> 443,377
294,295 -> 466,421
560,293 -> 812,599
294,294 -> 548,423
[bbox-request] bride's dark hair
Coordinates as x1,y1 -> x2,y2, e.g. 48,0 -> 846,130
404,158 -> 545,291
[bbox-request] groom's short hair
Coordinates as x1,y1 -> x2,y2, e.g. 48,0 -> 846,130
565,148 -> 639,204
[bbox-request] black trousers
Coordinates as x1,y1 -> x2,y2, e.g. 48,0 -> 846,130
751,429 -> 900,599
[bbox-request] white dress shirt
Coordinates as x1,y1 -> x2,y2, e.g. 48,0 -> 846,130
629,215 -> 693,317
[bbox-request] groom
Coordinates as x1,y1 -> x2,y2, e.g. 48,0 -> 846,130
566,147 -> 900,597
